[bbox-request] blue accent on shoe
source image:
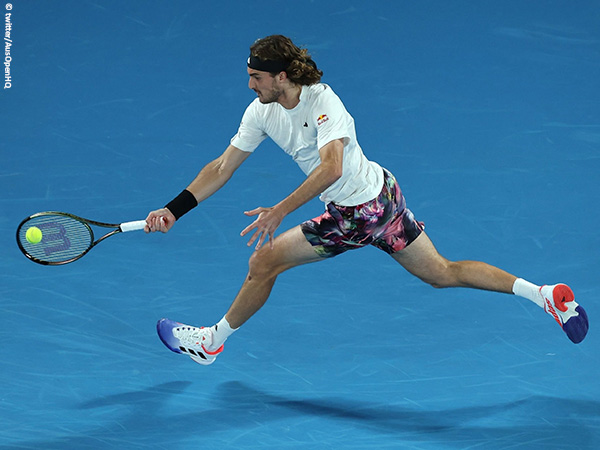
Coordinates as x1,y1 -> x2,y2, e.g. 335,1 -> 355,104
563,305 -> 589,344
157,318 -> 183,353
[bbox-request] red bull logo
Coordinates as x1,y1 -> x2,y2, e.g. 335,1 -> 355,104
317,114 -> 329,126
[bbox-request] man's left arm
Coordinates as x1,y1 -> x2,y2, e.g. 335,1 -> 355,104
241,138 -> 344,250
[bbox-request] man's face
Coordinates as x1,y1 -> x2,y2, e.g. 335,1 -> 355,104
247,68 -> 283,104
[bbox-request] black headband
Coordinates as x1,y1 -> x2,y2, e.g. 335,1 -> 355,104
247,55 -> 290,73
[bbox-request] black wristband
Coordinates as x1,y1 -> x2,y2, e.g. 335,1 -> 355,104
165,189 -> 198,220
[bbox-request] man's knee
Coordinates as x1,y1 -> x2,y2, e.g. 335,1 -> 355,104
247,248 -> 284,280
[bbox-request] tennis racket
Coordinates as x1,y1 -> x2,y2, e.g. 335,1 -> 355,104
16,211 -> 147,265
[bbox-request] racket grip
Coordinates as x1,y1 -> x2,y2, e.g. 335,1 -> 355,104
120,220 -> 147,232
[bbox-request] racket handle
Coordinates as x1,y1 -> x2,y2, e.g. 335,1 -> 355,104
120,220 -> 147,232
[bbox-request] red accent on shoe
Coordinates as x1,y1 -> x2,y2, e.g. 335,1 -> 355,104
552,284 -> 574,313
544,298 -> 563,327
202,344 -> 224,356
197,326 -> 223,355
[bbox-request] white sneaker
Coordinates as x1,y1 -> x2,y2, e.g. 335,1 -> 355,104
156,318 -> 224,365
540,284 -> 588,344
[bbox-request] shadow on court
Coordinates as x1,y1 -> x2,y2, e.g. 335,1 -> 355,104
3,381 -> 597,449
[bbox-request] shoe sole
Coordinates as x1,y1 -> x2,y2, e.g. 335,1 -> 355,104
545,284 -> 589,344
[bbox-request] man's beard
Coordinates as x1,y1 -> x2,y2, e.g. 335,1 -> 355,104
257,87 -> 282,104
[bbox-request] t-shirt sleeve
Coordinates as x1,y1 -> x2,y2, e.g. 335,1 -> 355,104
313,88 -> 353,150
230,101 -> 267,153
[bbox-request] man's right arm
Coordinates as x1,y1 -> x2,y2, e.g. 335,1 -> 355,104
145,145 -> 251,233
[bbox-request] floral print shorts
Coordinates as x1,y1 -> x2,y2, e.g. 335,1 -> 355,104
301,168 -> 424,258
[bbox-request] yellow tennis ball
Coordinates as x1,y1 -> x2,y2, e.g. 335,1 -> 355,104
26,226 -> 43,244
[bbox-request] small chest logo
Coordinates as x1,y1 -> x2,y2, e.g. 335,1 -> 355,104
317,114 -> 329,126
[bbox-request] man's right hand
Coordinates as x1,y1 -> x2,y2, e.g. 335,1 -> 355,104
145,208 -> 176,233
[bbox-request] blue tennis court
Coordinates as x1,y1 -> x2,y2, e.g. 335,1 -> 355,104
1,1 -> 599,448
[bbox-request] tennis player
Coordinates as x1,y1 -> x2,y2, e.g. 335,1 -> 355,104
145,35 -> 588,365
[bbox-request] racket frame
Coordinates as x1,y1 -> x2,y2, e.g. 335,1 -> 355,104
16,211 -> 146,265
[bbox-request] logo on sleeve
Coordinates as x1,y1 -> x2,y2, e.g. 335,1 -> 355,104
317,114 -> 329,126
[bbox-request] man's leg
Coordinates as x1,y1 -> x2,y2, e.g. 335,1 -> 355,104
156,225 -> 325,364
391,231 -> 588,343
391,231 -> 517,292
225,225 -> 325,328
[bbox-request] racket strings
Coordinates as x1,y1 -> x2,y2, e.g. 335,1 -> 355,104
18,215 -> 93,264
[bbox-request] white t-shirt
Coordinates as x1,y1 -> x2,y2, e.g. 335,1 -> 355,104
230,83 -> 383,206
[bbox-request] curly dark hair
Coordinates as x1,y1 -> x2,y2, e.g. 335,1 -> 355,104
250,35 -> 323,86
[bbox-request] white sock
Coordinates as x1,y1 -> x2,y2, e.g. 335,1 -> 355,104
512,278 -> 543,308
209,316 -> 238,350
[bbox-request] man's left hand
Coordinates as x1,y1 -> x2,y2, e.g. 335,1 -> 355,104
241,206 -> 285,250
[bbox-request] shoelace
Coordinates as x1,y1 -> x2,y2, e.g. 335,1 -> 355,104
173,326 -> 210,348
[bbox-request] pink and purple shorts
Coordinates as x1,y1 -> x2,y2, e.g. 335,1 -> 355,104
301,168 -> 424,258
